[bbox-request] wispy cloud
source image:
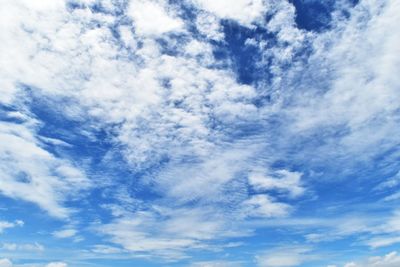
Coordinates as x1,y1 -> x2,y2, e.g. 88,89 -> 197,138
342,251 -> 400,267
52,229 -> 77,239
255,246 -> 316,267
0,117 -> 91,218
0,220 -> 23,234
1,242 -> 44,252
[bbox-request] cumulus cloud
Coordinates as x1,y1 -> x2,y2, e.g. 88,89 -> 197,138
127,0 -> 184,36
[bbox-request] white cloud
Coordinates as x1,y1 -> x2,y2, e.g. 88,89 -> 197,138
0,0 -> 299,254
242,195 -> 291,218
0,259 -> 12,267
253,1 -> 307,76
0,259 -> 68,267
364,211 -> 400,248
384,189 -> 400,201
195,12 -> 224,41
367,252 -> 400,267
191,0 -> 266,26
344,251 -> 400,267
146,144 -> 255,203
2,0 -> 399,263
45,263 -> 68,267
0,220 -> 24,234
0,2 -> 92,219
0,222 -> 15,234
0,1 -> 275,255
257,256 -> 301,267
284,0 -> 400,162
1,242 -> 44,252
274,210 -> 400,250
0,0 -> 67,104
375,172 -> 400,190
52,229 -> 77,239
91,244 -> 126,254
248,170 -> 305,198
377,172 -> 400,201
127,0 -> 183,36
367,236 -> 400,249
0,120 -> 91,218
255,247 -> 314,267
96,205 -> 247,259
189,261 -> 243,267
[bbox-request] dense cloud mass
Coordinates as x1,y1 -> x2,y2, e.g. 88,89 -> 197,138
0,0 -> 399,266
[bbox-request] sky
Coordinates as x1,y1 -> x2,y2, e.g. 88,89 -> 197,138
0,0 -> 399,266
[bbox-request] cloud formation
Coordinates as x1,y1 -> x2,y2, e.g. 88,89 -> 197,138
0,0 -> 399,266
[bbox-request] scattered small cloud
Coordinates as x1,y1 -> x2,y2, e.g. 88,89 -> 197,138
0,220 -> 24,234
52,229 -> 77,239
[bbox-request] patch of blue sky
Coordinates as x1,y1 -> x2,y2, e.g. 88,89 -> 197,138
290,0 -> 335,32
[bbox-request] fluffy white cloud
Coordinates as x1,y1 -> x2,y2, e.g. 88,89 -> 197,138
127,0 -> 183,36
191,0 -> 266,26
195,11 -> 224,41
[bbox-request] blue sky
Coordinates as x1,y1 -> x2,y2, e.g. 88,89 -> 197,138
0,0 -> 400,266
